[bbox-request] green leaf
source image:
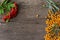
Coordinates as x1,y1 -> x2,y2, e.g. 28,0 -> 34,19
0,10 -> 4,15
0,1 -> 15,13
2,0 -> 9,5
8,2 -> 13,5
4,2 -> 15,12
4,5 -> 10,12
1,9 -> 4,14
8,6 -> 11,11
0,10 -> 1,14
7,2 -> 15,8
4,0 -> 9,4
0,6 -> 4,15
1,9 -> 3,14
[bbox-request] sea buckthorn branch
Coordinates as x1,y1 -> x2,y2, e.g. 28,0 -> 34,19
0,0 -> 18,22
45,10 -> 60,40
44,0 -> 60,40
2,2 -> 18,22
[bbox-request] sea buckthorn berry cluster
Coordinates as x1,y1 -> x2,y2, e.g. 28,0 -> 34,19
44,10 -> 60,40
44,0 -> 60,40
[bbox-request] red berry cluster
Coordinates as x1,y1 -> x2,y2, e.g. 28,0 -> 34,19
2,2 -> 18,22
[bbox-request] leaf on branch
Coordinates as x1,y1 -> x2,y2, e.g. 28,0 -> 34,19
0,6 -> 4,14
2,2 -> 15,12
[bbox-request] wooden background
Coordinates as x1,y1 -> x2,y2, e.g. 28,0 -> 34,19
0,0 -> 60,40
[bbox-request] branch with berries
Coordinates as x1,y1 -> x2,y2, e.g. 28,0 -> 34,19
44,0 -> 60,40
0,0 -> 18,22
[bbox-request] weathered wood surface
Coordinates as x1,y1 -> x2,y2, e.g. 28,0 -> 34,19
0,0 -> 60,40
